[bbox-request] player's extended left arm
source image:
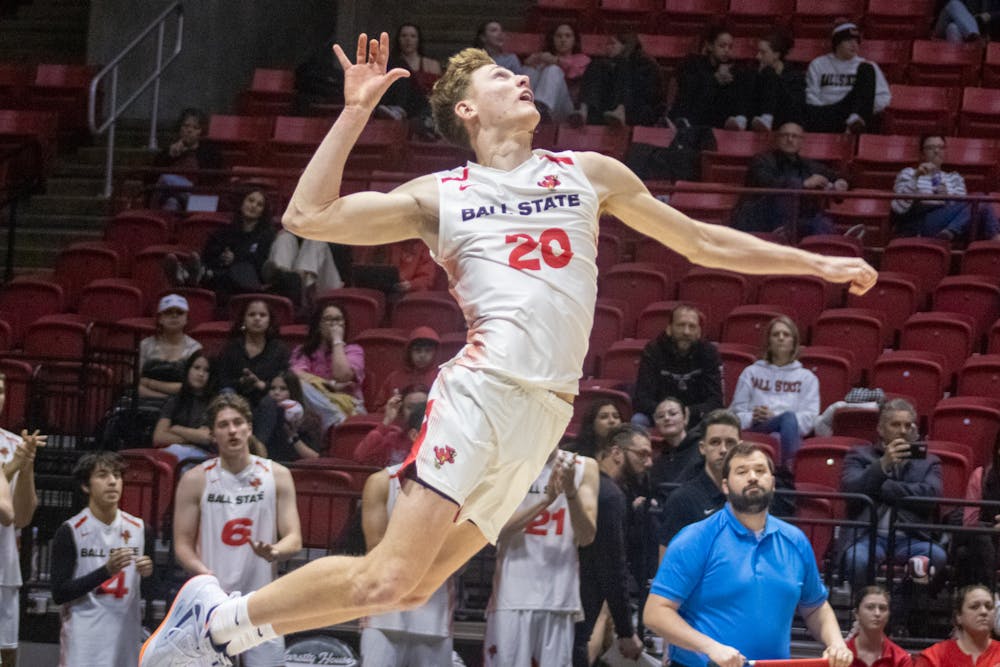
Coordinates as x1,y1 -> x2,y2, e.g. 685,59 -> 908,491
801,601 -> 852,667
589,153 -> 877,295
272,465 -> 303,561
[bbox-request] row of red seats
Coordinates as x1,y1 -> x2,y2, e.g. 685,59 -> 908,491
0,64 -> 96,142
529,0 -> 936,39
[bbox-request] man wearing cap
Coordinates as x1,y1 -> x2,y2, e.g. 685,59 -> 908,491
373,326 -> 441,412
139,294 -> 202,402
805,21 -> 891,134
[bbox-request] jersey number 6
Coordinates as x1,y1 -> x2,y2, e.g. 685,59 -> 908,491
506,228 -> 573,271
222,517 -> 254,546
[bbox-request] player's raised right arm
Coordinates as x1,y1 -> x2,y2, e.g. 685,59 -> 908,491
282,32 -> 432,246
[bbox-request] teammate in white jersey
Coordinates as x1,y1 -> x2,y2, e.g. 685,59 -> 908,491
50,451 -> 152,667
485,449 -> 598,666
141,32 -> 879,667
360,445 -> 457,666
0,370 -> 43,667
171,393 -> 302,667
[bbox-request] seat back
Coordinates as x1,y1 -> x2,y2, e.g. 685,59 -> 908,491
289,468 -> 359,550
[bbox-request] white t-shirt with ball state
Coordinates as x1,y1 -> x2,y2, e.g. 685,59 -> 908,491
58,507 -> 145,667
433,150 -> 600,395
0,428 -> 23,588
197,456 -> 277,595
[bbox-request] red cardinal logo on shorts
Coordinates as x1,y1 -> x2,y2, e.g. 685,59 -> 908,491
120,529 -> 131,542
537,174 -> 560,189
433,445 -> 457,469
248,477 -> 262,489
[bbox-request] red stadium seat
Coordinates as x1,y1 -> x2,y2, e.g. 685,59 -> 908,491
635,34 -> 697,72
174,212 -> 230,252
928,397 -> 1000,469
799,132 -> 856,169
327,414 -> 382,461
863,0 -> 935,39
104,212 -> 172,274
716,342 -> 757,405
0,277 -> 65,345
795,437 -> 868,488
599,263 -> 673,322
227,293 -> 295,328
831,406 -> 880,441
907,40 -> 983,87
669,182 -> 739,226
882,85 -> 959,136
798,234 -> 863,258
554,124 -> 630,160
315,288 -> 386,335
871,350 -> 947,416
206,114 -> 273,165
354,328 -> 409,409
825,191 -> 892,246
984,42 -> 1000,88
727,0 -> 795,37
599,338 -> 647,381
238,68 -> 295,116
846,271 -> 919,346
26,63 -> 97,139
0,319 -> 9,352
811,308 -> 886,374
288,468 -> 359,549
959,88 -> 1000,137
939,136 -> 997,192
634,300 -> 686,340
786,38 -> 830,66
597,232 -> 622,272
700,130 -> 771,185
795,491 -> 836,569
390,291 -> 464,334
78,279 -> 145,323
933,275 -> 1000,343
961,240 -> 1000,279
585,301 -> 627,377
118,449 -> 176,536
529,0 -> 596,31
595,0 -> 657,33
721,305 -> 790,347
503,32 -> 545,58
756,275 -> 833,334
188,321 -> 232,359
880,239 -> 951,308
798,348 -> 854,410
571,386 -> 632,428
957,354 -> 1000,399
52,243 -> 120,309
791,0 -> 865,37
656,0 -> 727,35
132,244 -> 192,313
629,125 -> 676,148
851,135 -> 921,190
677,269 -> 750,341
899,311 -> 976,382
0,359 -> 32,431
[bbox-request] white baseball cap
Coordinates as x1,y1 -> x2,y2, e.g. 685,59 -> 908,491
157,294 -> 190,313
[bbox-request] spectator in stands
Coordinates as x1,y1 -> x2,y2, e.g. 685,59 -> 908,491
474,20 -> 523,74
352,240 -> 436,297
935,1 -> 1000,42
172,394 -> 302,666
152,351 -> 214,465
632,304 -> 722,429
648,397 -> 702,490
361,457 -> 459,665
152,107 -> 223,211
292,33 -> 344,115
51,452 -> 153,667
521,23 -> 590,123
168,190 -> 276,303
379,23 -> 441,138
954,430 -> 1000,588
571,399 -> 623,458
485,448 -> 598,666
657,409 -> 740,557
291,303 -> 366,432
914,585 -> 999,667
730,315 -> 819,463
805,21 -> 891,134
670,25 -> 742,129
732,121 -> 848,239
574,425 -> 646,667
891,134 -> 1000,243
644,441 -> 852,667
728,29 -> 806,132
266,371 -> 323,462
0,389 -> 42,667
574,32 -> 664,127
373,326 -> 440,412
139,294 -> 202,402
264,231 -> 345,309
354,385 -> 428,467
847,586 -> 912,667
839,398 -> 946,633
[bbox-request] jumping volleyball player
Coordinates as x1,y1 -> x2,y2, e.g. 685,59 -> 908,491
140,31 -> 877,666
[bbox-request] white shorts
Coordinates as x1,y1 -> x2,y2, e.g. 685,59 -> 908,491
403,364 -> 573,544
360,627 -> 452,666
241,636 -> 285,667
484,609 -> 576,667
0,585 -> 17,648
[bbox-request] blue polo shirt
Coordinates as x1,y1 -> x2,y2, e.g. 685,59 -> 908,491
650,503 -> 827,667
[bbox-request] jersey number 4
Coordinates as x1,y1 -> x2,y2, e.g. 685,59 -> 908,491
97,571 -> 129,599
525,507 -> 566,536
222,517 -> 253,546
506,228 -> 573,271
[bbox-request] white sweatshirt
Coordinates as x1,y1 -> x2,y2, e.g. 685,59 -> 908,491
730,359 -> 820,436
805,54 -> 891,113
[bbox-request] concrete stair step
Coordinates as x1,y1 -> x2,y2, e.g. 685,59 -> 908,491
17,212 -> 106,232
1,227 -> 102,268
74,146 -> 156,167
23,194 -> 112,217
43,176 -> 105,196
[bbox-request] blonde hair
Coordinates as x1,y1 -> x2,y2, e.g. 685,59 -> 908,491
762,315 -> 801,363
430,48 -> 496,150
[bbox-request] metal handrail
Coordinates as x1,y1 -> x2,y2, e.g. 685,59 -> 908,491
87,1 -> 184,198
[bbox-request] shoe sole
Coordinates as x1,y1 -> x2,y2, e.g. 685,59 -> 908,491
139,574 -> 218,666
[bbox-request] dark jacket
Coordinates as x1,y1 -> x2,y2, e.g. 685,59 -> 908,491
733,149 -> 842,232
840,443 -> 943,545
670,54 -> 738,127
203,222 -> 275,276
633,333 -> 722,424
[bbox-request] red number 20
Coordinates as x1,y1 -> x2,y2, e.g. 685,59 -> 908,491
506,228 -> 574,271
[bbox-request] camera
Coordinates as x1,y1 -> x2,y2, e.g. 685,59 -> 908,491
908,441 -> 928,459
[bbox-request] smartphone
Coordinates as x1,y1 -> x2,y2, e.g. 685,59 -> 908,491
909,441 -> 928,459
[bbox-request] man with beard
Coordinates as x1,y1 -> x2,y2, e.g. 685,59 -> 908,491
573,424 -> 648,666
643,442 -> 852,667
632,305 -> 722,429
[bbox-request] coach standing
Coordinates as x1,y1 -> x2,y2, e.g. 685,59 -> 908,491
643,441 -> 852,667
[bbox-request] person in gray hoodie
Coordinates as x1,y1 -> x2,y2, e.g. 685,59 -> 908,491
729,315 -> 819,464
804,21 -> 891,134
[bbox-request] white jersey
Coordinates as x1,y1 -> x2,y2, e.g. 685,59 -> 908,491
489,450 -> 584,617
365,465 -> 455,638
0,429 -> 22,587
434,150 -> 600,395
58,508 -> 145,667
198,456 -> 277,595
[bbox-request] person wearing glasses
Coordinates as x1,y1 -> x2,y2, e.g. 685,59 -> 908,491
891,134 -> 1000,243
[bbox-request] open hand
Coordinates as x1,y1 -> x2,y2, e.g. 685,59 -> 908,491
333,32 -> 411,111
250,540 -> 280,563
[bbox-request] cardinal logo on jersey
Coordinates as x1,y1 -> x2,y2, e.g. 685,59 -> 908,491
248,477 -> 262,489
433,445 -> 457,469
0,447 -> 7,457
537,174 -> 560,190
120,529 -> 131,542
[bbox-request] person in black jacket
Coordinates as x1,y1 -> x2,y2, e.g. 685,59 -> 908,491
573,424 -> 647,666
151,107 -> 224,210
574,32 -> 664,127
727,30 -> 806,132
732,121 -> 848,239
632,304 -> 722,429
670,25 -> 742,129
